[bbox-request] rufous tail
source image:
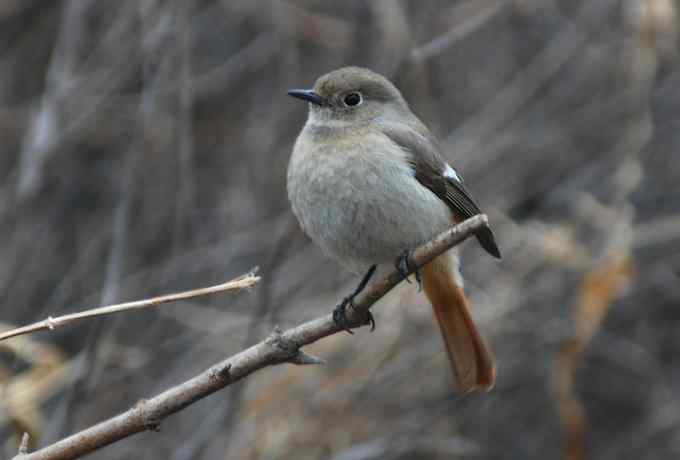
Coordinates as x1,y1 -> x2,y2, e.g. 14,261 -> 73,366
422,254 -> 495,393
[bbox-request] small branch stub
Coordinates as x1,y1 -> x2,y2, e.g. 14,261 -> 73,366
289,351 -> 325,365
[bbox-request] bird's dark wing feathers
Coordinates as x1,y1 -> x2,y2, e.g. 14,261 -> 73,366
380,121 -> 501,259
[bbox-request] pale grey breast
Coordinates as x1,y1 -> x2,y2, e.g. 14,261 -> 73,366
287,125 -> 453,274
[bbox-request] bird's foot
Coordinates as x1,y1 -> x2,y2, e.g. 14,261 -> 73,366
332,265 -> 377,334
396,249 -> 422,292
333,297 -> 375,334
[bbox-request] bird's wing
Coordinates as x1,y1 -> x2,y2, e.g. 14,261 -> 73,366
380,120 -> 501,259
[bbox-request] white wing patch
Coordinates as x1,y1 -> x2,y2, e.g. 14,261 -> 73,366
443,164 -> 463,183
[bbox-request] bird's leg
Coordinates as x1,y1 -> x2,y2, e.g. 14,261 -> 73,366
396,249 -> 422,292
333,265 -> 377,334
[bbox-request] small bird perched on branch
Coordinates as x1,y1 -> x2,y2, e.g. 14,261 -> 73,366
286,67 -> 500,393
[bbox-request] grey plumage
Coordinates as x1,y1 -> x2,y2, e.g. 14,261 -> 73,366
377,120 -> 500,258
287,66 -> 499,274
286,66 -> 498,393
288,119 -> 454,274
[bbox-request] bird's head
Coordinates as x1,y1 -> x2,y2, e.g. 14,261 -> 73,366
288,66 -> 411,126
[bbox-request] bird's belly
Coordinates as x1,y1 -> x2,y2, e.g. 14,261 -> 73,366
288,144 -> 453,274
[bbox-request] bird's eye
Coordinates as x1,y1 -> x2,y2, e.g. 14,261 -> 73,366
343,92 -> 362,107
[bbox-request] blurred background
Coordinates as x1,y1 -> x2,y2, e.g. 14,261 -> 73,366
0,0 -> 678,459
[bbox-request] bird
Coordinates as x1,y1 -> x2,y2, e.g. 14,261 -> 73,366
286,66 -> 500,393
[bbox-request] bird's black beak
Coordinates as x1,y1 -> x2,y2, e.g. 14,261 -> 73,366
287,89 -> 326,106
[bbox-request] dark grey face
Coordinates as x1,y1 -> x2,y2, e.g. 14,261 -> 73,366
287,66 -> 411,124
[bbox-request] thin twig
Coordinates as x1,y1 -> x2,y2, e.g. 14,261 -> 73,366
0,270 -> 260,342
15,215 -> 489,460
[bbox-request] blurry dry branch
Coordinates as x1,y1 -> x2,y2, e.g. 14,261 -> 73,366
410,0 -> 506,62
0,332 -> 73,449
553,255 -> 634,460
13,216 -> 488,460
550,1 -> 668,458
0,272 -> 261,342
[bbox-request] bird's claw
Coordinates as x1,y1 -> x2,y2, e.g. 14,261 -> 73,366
397,251 -> 411,283
333,297 -> 355,335
366,310 -> 375,331
396,249 -> 422,292
333,297 -> 375,334
333,265 -> 378,334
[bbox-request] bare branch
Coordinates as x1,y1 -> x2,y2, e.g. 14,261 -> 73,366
0,270 -> 260,342
15,215 -> 489,460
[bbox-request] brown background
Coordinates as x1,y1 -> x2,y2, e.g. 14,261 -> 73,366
0,1 -> 678,459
